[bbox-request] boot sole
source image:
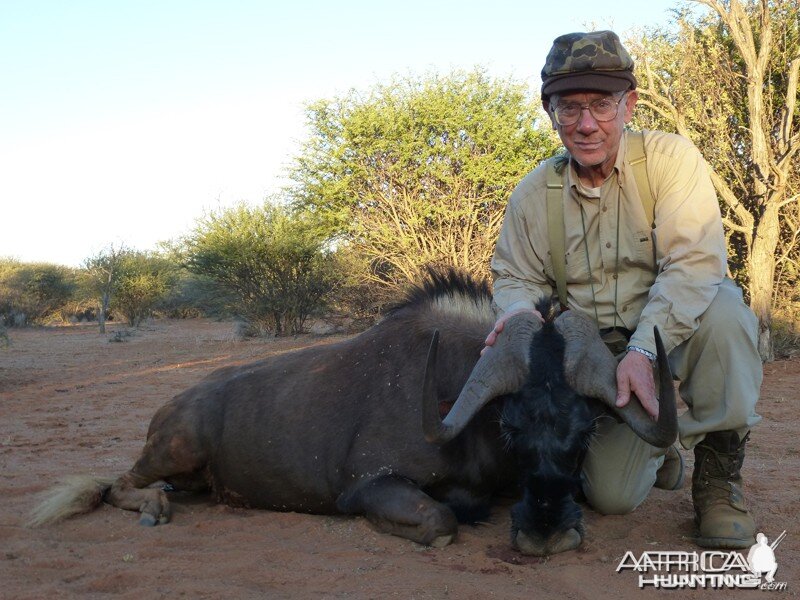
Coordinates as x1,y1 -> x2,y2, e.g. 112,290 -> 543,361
694,533 -> 755,549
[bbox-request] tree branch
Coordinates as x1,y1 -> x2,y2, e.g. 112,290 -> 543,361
780,57 -> 800,152
708,168 -> 755,231
778,193 -> 800,209
722,217 -> 754,235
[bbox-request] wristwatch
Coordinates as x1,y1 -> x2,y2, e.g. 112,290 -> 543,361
626,345 -> 656,364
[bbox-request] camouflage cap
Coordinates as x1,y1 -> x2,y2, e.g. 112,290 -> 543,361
541,30 -> 636,100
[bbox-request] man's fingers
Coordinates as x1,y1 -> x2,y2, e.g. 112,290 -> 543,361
483,308 -> 545,355
483,326 -> 500,347
482,311 -> 513,348
615,352 -> 659,417
615,359 -> 633,408
633,391 -> 659,420
641,392 -> 659,420
615,380 -> 631,408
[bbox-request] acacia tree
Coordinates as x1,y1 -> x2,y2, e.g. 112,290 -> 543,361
629,0 -> 800,360
82,244 -> 127,333
112,251 -> 176,326
290,69 -> 560,292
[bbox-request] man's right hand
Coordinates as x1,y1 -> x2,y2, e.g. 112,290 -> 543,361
482,308 -> 544,356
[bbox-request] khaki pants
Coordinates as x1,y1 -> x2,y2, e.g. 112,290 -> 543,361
581,278 -> 762,515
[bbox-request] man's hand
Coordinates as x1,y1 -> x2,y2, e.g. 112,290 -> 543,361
482,308 -> 544,356
615,351 -> 658,419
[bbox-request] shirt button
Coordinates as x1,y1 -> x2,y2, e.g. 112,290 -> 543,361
605,242 -> 612,248
622,305 -> 628,312
602,206 -> 608,212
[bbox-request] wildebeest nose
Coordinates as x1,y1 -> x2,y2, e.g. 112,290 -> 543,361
513,528 -> 582,556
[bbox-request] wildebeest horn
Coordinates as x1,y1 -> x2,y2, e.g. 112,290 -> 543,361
554,311 -> 677,448
423,312 -> 542,444
424,308 -> 677,448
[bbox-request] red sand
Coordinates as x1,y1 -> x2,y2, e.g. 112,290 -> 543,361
1,319 -> 797,599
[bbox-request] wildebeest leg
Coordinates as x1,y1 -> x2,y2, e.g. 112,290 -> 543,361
336,474 -> 458,547
106,429 -> 207,526
106,471 -> 172,526
164,472 -> 209,493
437,487 -> 493,524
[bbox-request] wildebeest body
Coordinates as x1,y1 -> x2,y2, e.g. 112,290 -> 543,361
31,269 -> 676,555
136,289 -> 510,518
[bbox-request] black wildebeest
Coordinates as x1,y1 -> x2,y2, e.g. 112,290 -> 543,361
31,269 -> 676,556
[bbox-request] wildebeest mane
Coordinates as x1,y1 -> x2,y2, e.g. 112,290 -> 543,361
388,267 -> 493,320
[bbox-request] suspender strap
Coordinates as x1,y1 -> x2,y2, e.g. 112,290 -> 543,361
545,131 -> 653,308
628,131 -> 655,227
546,157 -> 568,308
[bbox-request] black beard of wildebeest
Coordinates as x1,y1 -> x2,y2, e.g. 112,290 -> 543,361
499,310 -> 601,553
30,268 -> 677,557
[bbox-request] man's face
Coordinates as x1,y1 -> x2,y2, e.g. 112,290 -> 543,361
545,90 -> 638,175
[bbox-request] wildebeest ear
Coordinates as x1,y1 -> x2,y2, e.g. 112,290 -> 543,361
422,330 -> 445,443
425,312 -> 542,444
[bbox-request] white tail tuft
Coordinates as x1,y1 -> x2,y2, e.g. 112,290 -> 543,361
28,475 -> 116,527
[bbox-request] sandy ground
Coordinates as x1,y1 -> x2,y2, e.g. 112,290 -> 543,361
1,318 -> 798,600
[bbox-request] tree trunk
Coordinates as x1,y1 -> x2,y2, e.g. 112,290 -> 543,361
99,293 -> 110,334
748,203 -> 780,362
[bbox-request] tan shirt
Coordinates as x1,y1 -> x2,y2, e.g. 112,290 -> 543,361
491,129 -> 727,355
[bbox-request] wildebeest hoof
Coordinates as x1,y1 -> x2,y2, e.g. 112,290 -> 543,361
139,513 -> 158,527
428,533 -> 455,548
514,528 -> 582,556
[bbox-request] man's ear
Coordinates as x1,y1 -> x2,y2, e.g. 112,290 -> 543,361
623,90 -> 639,124
542,99 -> 557,129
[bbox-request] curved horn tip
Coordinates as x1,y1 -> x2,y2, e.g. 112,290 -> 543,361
653,326 -> 665,354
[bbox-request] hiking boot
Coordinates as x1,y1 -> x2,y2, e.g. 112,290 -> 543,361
654,445 -> 684,490
692,430 -> 756,548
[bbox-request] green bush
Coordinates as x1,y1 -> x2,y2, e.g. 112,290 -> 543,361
0,259 -> 78,326
111,252 -> 177,326
290,68 -> 560,292
154,272 -> 216,319
184,202 -> 342,336
150,243 -> 228,319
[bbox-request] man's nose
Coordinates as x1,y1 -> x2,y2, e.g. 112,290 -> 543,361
576,106 -> 599,131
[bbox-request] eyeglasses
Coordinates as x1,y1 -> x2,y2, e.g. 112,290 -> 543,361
551,93 -> 627,126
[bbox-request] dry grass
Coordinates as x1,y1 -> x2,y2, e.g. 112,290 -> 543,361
773,303 -> 800,358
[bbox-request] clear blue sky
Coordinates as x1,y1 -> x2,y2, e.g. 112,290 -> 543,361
0,0 -> 684,266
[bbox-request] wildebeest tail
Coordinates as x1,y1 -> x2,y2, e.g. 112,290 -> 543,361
28,475 -> 115,527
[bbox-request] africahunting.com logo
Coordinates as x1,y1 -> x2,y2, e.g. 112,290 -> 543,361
616,530 -> 787,590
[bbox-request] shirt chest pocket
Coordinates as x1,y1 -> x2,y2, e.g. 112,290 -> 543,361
628,229 -> 656,269
543,246 -> 591,284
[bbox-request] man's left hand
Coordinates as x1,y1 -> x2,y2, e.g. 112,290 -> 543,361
615,351 -> 658,419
